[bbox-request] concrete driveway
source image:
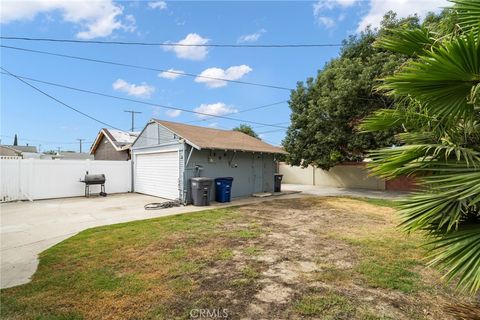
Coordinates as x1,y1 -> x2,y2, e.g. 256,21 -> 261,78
1,186 -> 404,289
0,192 -> 301,289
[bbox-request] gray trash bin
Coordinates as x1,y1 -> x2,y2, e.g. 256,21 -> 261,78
190,177 -> 213,206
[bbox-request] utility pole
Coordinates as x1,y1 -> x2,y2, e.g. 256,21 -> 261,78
124,110 -> 142,132
77,139 -> 85,153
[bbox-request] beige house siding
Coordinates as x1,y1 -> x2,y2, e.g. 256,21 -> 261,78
93,136 -> 130,161
279,162 -> 386,190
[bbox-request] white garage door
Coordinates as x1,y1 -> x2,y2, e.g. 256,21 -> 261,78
135,151 -> 180,200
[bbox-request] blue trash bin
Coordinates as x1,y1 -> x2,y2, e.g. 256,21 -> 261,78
214,177 -> 234,202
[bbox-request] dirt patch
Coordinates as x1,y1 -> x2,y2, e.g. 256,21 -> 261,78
255,280 -> 293,303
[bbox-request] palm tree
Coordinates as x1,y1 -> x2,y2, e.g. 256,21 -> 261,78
360,0 -> 480,293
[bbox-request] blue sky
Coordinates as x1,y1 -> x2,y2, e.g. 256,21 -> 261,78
0,0 -> 447,152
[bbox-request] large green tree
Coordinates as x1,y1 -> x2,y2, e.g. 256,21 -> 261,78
361,0 -> 480,293
283,15 -> 444,170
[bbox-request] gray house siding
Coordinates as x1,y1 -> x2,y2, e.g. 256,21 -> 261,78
94,136 -> 129,161
184,148 -> 276,202
134,122 -> 179,148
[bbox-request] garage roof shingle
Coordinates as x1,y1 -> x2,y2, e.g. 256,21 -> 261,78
154,119 -> 287,154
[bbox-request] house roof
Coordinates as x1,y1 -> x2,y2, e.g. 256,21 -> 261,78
53,152 -> 94,160
1,145 -> 37,153
153,119 -> 287,154
90,128 -> 139,154
0,145 -> 23,157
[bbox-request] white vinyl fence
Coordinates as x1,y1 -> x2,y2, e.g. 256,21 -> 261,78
1,159 -> 132,202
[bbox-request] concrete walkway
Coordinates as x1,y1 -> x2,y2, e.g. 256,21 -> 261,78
0,185 -> 403,289
284,184 -> 407,199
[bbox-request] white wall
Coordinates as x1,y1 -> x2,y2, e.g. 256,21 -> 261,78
279,162 -> 385,190
279,164 -> 315,185
1,159 -> 132,202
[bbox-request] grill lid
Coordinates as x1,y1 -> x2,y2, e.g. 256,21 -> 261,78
83,174 -> 106,184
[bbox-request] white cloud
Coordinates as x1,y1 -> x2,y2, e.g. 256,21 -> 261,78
0,0 -> 135,39
112,79 -> 155,98
158,68 -> 185,80
317,16 -> 335,28
122,14 -> 136,33
194,103 -> 238,119
335,0 -> 356,6
238,28 -> 266,43
207,122 -> 218,128
148,1 -> 167,10
313,0 -> 356,28
163,33 -> 210,60
195,65 -> 253,88
356,0 -> 449,32
313,0 -> 356,13
166,109 -> 182,117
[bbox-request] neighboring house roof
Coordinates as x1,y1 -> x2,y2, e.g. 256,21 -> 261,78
52,152 -> 94,160
90,128 -> 139,154
0,145 -> 22,157
153,119 -> 287,154
1,145 -> 37,153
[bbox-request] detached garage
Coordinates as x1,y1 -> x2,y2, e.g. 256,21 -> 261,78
131,119 -> 287,203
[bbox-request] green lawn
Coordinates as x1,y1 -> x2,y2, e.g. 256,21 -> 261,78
0,197 -> 474,319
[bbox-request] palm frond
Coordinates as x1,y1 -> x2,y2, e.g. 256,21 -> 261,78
375,27 -> 436,56
399,167 -> 480,231
380,32 -> 480,121
367,144 -> 480,178
451,0 -> 480,37
360,108 -> 435,133
426,226 -> 480,293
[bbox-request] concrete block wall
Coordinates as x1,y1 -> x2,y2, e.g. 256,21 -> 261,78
279,162 -> 386,191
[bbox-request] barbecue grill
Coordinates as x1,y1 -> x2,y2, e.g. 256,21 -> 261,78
80,171 -> 107,197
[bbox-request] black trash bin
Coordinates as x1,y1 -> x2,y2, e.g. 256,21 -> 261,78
190,177 -> 213,206
214,177 -> 234,203
274,174 -> 283,192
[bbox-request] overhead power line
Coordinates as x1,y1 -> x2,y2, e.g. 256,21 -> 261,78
0,36 -> 343,48
1,67 -> 124,131
257,128 -> 287,134
253,122 -> 290,129
0,45 -> 292,91
1,71 -> 289,129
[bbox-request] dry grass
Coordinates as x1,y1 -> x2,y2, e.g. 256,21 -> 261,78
1,197 -> 478,319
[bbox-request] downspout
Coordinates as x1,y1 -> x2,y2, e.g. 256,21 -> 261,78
130,151 -> 134,192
